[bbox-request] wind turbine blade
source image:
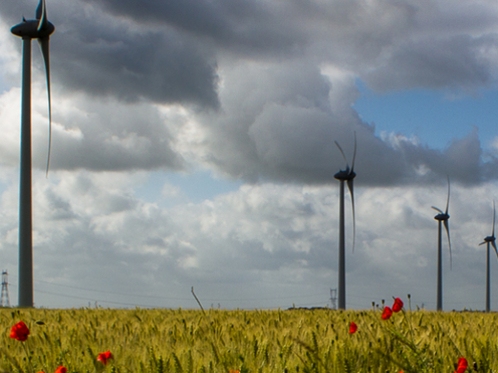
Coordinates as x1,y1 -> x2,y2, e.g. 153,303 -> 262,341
445,176 -> 450,215
493,200 -> 496,237
347,179 -> 355,253
36,0 -> 47,31
35,0 -> 43,20
479,241 -> 487,246
334,141 -> 350,171
432,206 -> 444,214
38,36 -> 52,176
492,241 -> 498,259
444,220 -> 452,269
350,131 -> 357,173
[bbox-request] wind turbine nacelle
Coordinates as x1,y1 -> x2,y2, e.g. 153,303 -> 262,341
334,170 -> 356,181
434,213 -> 449,221
11,20 -> 54,39
484,236 -> 496,243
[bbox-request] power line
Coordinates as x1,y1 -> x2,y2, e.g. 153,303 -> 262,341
26,278 -> 327,303
35,289 -> 161,308
9,279 -> 328,308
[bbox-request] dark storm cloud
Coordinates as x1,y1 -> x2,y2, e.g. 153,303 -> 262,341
1,0 -> 220,107
4,0 -> 498,108
80,0 -> 306,56
53,23 -> 219,107
3,0 -> 498,180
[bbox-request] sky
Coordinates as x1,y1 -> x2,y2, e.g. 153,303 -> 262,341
1,0 -> 498,311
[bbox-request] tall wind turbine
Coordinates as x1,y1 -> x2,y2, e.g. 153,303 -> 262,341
479,201 -> 497,313
334,133 -> 356,310
432,177 -> 451,312
11,0 -> 55,307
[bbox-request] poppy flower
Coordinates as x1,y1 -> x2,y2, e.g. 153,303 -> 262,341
97,350 -> 114,365
381,306 -> 393,320
9,321 -> 30,341
392,297 -> 404,313
349,321 -> 358,334
54,367 -> 67,373
229,371 -> 240,373
454,357 -> 468,373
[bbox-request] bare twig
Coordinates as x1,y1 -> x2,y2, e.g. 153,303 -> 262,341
191,286 -> 205,314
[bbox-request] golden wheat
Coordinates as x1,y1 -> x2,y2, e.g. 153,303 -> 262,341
0,307 -> 496,373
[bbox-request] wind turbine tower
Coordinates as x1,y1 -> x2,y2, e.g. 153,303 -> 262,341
432,177 -> 451,312
479,201 -> 497,312
334,134 -> 356,310
11,0 -> 55,307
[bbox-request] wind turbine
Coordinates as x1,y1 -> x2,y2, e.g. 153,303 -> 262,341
334,133 -> 356,310
11,0 -> 55,307
432,177 -> 451,312
479,201 -> 497,313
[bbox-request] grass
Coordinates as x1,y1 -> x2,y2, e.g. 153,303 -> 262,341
0,306 -> 496,372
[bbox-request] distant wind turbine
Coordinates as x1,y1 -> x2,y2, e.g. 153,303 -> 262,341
479,201 -> 498,313
11,0 -> 55,307
432,176 -> 451,312
334,133 -> 356,310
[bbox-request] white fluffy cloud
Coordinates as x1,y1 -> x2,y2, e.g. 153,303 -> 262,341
0,171 -> 493,310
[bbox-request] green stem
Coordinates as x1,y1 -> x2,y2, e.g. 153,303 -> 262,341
21,341 -> 34,373
401,309 -> 415,345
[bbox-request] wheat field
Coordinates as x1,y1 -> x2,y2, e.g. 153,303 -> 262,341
0,305 -> 496,373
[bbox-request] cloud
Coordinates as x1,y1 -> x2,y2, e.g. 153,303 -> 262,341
2,0 -> 220,107
189,60 -> 497,186
0,172 -> 493,309
53,24 -> 220,107
0,86 -> 185,172
2,0 -> 498,311
2,0 -> 498,183
385,128 -> 484,185
364,35 -> 494,92
80,0 -> 306,57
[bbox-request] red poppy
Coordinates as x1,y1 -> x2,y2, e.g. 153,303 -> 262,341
454,357 -> 468,373
349,321 -> 358,334
54,367 -> 67,373
381,306 -> 393,320
97,350 -> 114,365
9,321 -> 30,341
392,297 -> 404,313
